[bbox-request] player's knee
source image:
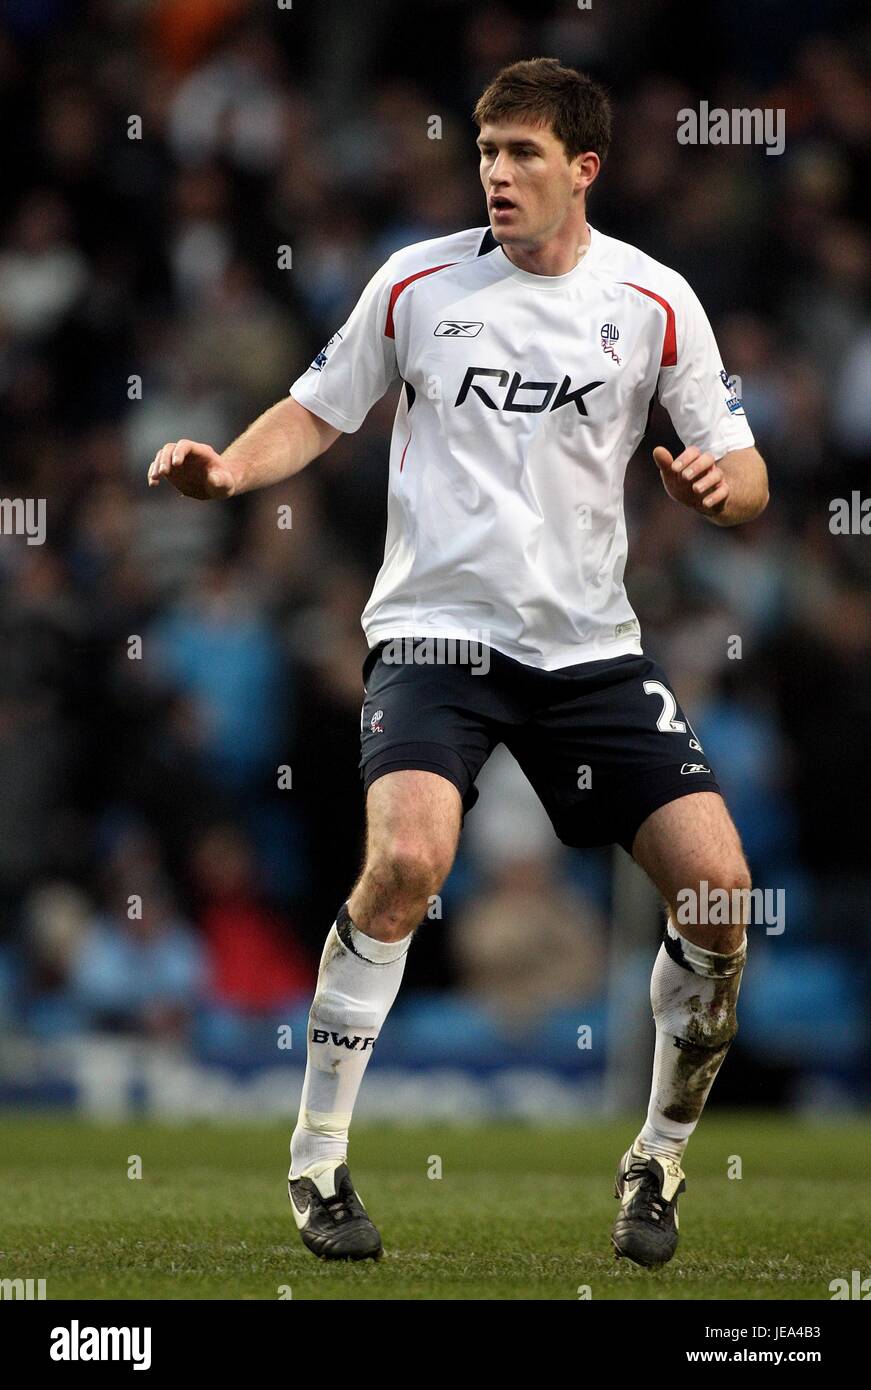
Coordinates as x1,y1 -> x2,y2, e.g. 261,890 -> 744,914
712,858 -> 753,924
674,857 -> 752,949
368,836 -> 450,906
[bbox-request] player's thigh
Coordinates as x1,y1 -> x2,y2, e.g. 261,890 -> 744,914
359,639 -> 503,823
504,655 -> 720,853
363,767 -> 463,887
630,790 -> 752,941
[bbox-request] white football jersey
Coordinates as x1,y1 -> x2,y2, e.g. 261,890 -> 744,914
289,224 -> 754,670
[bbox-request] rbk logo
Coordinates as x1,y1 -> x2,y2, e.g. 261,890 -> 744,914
455,368 -> 604,415
435,320 -> 484,336
311,1029 -> 376,1051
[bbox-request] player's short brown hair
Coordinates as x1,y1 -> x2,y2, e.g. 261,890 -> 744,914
473,58 -> 612,163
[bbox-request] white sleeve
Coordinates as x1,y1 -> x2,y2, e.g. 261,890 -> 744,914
656,276 -> 755,460
289,257 -> 399,433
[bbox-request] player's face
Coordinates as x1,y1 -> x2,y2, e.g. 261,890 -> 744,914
477,120 -> 582,246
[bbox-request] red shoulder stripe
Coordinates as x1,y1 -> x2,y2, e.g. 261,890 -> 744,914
385,263 -> 455,339
619,282 -> 677,367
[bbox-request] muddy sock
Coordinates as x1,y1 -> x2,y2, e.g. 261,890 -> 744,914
636,917 -> 746,1164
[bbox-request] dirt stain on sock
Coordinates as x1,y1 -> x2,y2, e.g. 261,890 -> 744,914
663,976 -> 740,1125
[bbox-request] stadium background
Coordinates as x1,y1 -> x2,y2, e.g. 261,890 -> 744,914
0,0 -> 869,1125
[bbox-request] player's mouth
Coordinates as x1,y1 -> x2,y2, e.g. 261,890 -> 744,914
489,195 -> 517,220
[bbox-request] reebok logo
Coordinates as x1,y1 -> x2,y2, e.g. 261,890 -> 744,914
435,320 -> 484,336
455,368 -> 604,416
311,1029 -> 376,1051
681,762 -> 711,775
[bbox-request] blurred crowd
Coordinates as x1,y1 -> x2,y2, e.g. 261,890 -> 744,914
0,0 -> 868,1092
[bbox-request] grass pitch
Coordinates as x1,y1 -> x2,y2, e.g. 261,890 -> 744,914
1,1113 -> 868,1300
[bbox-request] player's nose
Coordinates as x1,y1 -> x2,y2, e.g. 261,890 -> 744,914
487,172 -> 513,194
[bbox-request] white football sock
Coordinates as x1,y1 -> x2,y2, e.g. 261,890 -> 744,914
289,904 -> 412,1178
637,917 -> 746,1164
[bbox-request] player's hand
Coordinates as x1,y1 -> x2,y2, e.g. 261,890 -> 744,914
653,445 -> 729,518
147,440 -> 236,499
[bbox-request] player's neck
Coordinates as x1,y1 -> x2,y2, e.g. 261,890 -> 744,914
501,220 -> 592,278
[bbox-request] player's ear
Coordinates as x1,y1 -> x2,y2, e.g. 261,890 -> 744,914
576,150 -> 600,193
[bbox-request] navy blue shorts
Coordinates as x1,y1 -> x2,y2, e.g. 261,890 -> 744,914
358,639 -> 720,854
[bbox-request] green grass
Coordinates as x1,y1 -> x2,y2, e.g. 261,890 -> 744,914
1,1114 -> 868,1300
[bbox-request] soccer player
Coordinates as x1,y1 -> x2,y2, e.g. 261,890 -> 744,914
148,59 -> 768,1269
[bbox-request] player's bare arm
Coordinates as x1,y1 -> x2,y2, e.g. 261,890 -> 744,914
653,442 -> 769,526
146,397 -> 340,499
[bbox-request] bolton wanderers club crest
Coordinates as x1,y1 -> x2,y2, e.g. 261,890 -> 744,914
600,322 -> 621,364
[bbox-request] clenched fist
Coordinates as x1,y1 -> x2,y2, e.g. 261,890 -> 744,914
147,439 -> 236,500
